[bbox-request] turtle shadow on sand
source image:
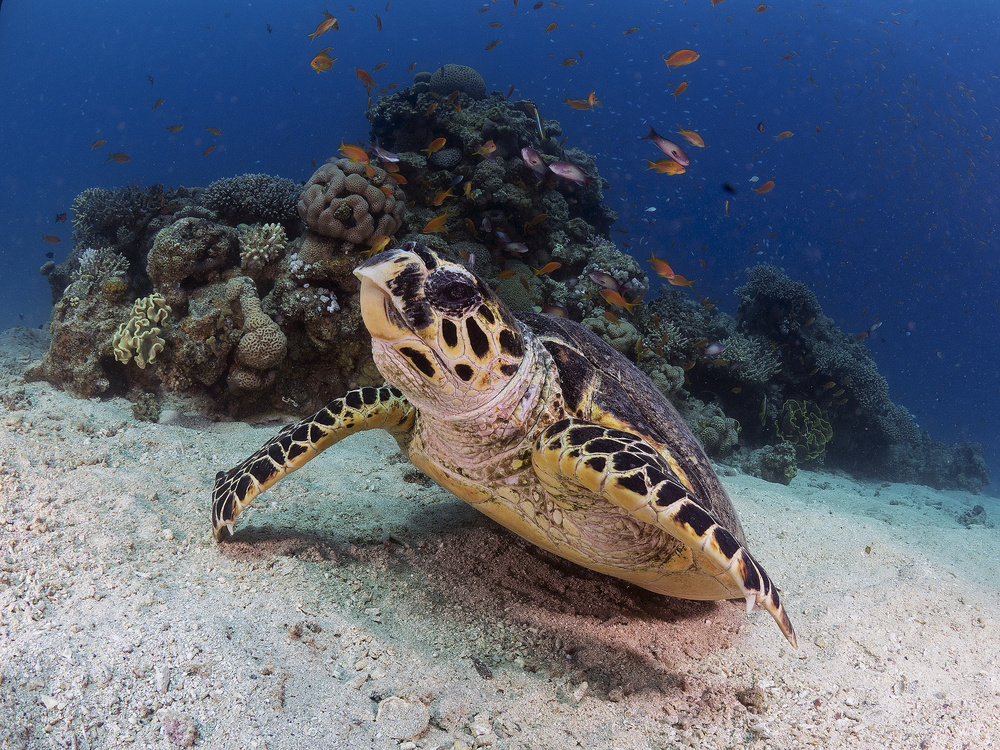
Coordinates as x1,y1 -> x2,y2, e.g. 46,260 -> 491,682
215,502 -> 752,701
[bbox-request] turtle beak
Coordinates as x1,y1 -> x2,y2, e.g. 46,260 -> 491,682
354,251 -> 412,342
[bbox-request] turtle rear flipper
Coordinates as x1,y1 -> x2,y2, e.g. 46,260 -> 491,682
533,417 -> 797,649
212,386 -> 415,541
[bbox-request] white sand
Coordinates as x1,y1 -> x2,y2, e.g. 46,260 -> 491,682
1,327 -> 998,749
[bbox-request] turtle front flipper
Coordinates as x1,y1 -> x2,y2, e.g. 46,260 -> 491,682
533,417 -> 797,648
212,385 -> 415,542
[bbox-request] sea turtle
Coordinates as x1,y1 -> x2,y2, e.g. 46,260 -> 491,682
212,241 -> 796,647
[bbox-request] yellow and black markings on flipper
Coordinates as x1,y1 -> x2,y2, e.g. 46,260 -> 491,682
211,385 -> 415,542
533,417 -> 797,648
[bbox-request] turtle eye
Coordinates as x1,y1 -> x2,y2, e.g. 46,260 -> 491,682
425,269 -> 482,317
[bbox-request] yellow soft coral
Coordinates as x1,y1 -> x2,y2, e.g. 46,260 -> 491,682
112,293 -> 171,369
777,399 -> 833,461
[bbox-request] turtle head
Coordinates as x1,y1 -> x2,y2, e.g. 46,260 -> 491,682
354,241 -> 527,413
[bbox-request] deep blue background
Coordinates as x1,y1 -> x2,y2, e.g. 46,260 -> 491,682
1,0 -> 997,490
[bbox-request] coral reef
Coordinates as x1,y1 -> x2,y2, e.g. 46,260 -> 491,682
777,399 -> 833,462
71,183 -> 164,249
112,293 -> 171,369
226,278 -> 287,392
429,64 -> 486,99
147,218 -> 238,312
203,173 -> 301,226
239,223 -> 287,276
297,159 -> 405,249
737,444 -> 799,485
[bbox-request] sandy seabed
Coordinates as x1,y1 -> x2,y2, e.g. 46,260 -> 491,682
0,327 -> 998,750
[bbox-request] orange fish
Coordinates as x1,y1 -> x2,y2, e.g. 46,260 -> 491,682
374,13 -> 382,31
166,125 -> 183,133
202,145 -> 216,156
422,210 -> 449,233
663,49 -> 699,69
544,22 -> 558,33
89,139 -> 106,150
671,82 -> 688,100
150,98 -> 165,109
532,262 -> 561,276
754,180 -> 775,195
485,39 -> 500,51
473,140 -> 497,159
756,4 -> 768,12
368,234 -> 392,255
463,182 -> 473,199
623,27 -> 639,35
432,187 -> 454,206
676,127 -> 705,147
422,137 -> 446,156
355,67 -> 376,90
648,252 -> 674,278
307,8 -> 338,42
710,0 -> 725,6
41,233 -> 61,244
107,152 -> 131,163
564,90 -> 601,110
497,270 -> 518,279
389,173 -> 407,184
408,62 -> 416,71
602,310 -> 620,323
339,140 -> 369,163
644,159 -> 686,175
524,213 -> 548,231
600,289 -> 643,315
774,130 -> 794,140
424,101 -> 439,117
560,58 -> 576,67
206,127 -> 222,136
667,274 -> 695,288
311,47 -> 336,73
372,62 -> 388,72
487,22 -> 503,28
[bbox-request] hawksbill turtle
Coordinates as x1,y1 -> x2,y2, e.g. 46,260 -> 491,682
212,241 -> 796,647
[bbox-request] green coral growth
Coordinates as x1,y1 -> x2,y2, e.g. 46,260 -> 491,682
777,399 -> 833,461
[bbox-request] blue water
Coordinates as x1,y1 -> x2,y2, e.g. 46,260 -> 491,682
1,0 -> 997,488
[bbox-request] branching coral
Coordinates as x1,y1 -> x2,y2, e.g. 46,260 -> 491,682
297,159 -> 405,249
203,173 -> 300,225
239,222 -> 287,274
777,399 -> 833,461
721,332 -> 781,385
112,293 -> 171,369
71,182 -> 164,248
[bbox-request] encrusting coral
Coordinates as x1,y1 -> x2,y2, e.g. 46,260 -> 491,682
225,277 -> 287,392
147,218 -> 239,312
112,293 -> 171,369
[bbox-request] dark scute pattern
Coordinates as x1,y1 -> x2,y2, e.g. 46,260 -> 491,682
672,500 -> 714,538
286,443 -> 307,462
498,328 -> 524,358
235,474 -> 253,499
566,425 -> 606,445
309,424 -> 324,444
378,387 -> 392,401
362,387 -> 378,405
612,452 -> 647,472
330,400 -> 344,415
404,240 -> 438,269
400,346 -> 436,377
499,363 -> 519,377
268,443 -> 285,463
544,418 -> 573,439
587,438 -> 626,455
388,386 -> 404,398
345,391 -> 363,410
441,318 -> 458,348
466,318 -> 491,359
615,473 -> 648,497
654,481 -> 690,509
712,527 -> 741,561
478,305 -> 495,325
291,424 -> 310,443
314,409 -> 336,426
739,556 -> 762,593
455,363 -> 474,381
584,455 -> 607,473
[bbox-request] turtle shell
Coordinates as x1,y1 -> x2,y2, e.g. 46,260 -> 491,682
518,311 -> 747,546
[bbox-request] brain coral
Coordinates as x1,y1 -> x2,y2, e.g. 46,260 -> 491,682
429,64 -> 486,100
297,159 -> 405,248
203,173 -> 300,225
112,293 -> 171,369
226,277 -> 287,391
